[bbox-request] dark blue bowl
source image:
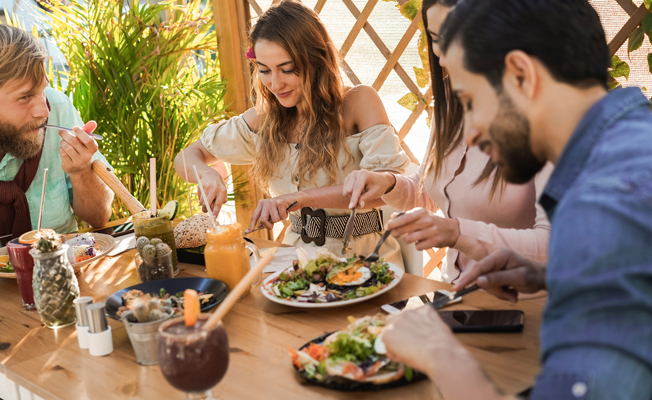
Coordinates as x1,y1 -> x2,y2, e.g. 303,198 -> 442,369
104,277 -> 229,320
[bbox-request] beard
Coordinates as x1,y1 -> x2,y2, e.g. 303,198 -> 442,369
0,118 -> 46,160
487,93 -> 545,184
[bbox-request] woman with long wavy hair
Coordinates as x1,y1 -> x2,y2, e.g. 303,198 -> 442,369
175,0 -> 410,266
341,0 -> 553,282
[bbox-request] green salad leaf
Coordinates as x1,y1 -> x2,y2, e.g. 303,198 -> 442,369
326,333 -> 375,362
0,260 -> 14,273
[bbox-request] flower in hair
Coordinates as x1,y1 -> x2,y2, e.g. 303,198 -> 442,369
246,46 -> 256,60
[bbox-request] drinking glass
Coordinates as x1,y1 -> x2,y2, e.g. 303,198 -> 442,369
133,211 -> 179,275
158,314 -> 229,399
7,239 -> 36,310
204,224 -> 260,297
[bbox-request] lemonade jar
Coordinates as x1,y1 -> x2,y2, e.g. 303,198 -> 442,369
204,223 -> 260,297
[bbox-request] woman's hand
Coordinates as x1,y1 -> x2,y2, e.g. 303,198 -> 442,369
198,169 -> 228,216
386,208 -> 460,250
248,194 -> 302,232
343,170 -> 396,209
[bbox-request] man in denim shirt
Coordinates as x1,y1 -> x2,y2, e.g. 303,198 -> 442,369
380,0 -> 652,399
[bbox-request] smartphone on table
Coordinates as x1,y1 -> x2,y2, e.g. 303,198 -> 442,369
381,292 -> 524,333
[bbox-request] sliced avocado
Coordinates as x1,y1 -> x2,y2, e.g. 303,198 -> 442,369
159,200 -> 178,220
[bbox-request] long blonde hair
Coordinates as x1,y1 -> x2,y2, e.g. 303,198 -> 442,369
249,0 -> 351,192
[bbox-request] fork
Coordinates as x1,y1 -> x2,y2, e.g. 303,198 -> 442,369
363,212 -> 405,262
44,124 -> 104,140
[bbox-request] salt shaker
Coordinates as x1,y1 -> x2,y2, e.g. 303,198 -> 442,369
73,297 -> 93,349
86,302 -> 113,356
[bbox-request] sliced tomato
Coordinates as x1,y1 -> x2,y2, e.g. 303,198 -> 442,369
342,362 -> 365,381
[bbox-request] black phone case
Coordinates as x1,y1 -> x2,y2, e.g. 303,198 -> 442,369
440,310 -> 524,333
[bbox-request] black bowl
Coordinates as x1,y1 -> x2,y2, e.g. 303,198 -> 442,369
294,332 -> 427,392
105,277 -> 229,320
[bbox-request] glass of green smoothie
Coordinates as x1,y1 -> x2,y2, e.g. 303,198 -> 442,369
133,211 -> 179,275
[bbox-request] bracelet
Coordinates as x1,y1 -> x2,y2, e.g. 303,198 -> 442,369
384,173 -> 397,194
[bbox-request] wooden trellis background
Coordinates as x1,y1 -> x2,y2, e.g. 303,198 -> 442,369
211,0 -> 649,275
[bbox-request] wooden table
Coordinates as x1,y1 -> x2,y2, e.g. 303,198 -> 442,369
0,241 -> 543,399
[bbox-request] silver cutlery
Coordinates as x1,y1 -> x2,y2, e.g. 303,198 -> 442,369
430,284 -> 480,310
44,124 -> 103,140
341,206 -> 357,255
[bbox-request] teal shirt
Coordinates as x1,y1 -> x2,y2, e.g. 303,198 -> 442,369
0,88 -> 111,234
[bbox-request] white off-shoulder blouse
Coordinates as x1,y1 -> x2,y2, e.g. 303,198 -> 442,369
201,115 -> 411,268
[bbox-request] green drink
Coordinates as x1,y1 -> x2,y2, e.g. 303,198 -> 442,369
134,212 -> 179,275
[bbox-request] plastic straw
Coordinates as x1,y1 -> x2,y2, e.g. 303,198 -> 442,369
181,150 -> 194,217
37,168 -> 48,231
149,158 -> 157,217
192,165 -> 218,230
203,247 -> 277,331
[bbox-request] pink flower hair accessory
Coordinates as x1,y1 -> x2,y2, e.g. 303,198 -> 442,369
246,46 -> 256,60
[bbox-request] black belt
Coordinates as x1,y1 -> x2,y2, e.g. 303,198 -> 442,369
290,208 -> 384,246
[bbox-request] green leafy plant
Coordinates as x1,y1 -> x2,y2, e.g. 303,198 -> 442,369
386,0 -> 432,126
33,0 -> 232,218
611,2 -> 652,90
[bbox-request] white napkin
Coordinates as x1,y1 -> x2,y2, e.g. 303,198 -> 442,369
261,246 -> 299,273
107,233 -> 137,257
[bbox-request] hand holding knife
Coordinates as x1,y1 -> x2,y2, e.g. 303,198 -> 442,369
244,201 -> 299,236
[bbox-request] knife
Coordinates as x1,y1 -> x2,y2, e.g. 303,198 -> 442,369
430,284 -> 480,310
341,206 -> 357,255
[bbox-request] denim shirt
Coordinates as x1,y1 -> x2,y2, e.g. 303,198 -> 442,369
531,87 -> 652,399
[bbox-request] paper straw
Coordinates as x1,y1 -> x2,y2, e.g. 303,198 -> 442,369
203,247 -> 277,331
192,165 -> 218,230
149,158 -> 157,217
181,150 -> 194,217
37,168 -> 48,231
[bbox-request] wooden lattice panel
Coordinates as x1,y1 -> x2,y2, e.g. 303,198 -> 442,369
214,0 -> 649,273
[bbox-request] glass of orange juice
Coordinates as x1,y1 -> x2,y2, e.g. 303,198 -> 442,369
204,223 -> 260,297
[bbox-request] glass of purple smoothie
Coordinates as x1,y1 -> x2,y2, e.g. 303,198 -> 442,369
158,314 -> 229,399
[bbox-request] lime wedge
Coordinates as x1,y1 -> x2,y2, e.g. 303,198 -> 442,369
159,200 -> 178,220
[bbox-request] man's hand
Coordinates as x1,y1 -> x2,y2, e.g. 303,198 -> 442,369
383,306 -> 455,375
197,170 -> 228,216
453,248 -> 547,302
343,170 -> 396,209
247,194 -> 302,232
384,306 -> 509,400
386,208 -> 461,250
59,121 -> 98,174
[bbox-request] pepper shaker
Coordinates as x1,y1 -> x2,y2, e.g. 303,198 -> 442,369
86,302 -> 113,356
73,297 -> 93,349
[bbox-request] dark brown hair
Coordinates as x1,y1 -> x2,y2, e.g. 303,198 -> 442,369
421,0 -> 502,195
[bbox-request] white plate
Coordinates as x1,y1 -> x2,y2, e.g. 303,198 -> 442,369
63,233 -> 116,273
0,247 -> 16,279
261,262 -> 403,308
0,233 -> 116,277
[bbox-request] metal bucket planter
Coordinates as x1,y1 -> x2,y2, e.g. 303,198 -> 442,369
121,310 -> 173,365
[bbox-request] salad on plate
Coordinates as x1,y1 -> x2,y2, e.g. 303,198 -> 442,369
289,314 -> 422,388
266,248 -> 396,304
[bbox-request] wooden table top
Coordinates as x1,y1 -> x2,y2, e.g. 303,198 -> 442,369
0,240 -> 543,400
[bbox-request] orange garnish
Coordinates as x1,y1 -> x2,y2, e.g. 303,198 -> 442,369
305,343 -> 327,362
18,229 -> 56,244
184,289 -> 200,327
287,347 -> 302,369
0,255 -> 9,267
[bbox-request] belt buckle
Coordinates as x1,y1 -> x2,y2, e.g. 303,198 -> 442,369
300,207 -> 327,246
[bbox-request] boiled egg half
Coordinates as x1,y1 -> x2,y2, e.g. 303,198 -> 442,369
329,265 -> 372,286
